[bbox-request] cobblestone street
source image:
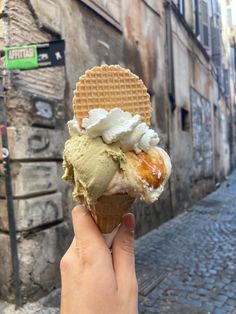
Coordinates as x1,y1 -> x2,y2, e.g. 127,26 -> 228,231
136,171 -> 236,314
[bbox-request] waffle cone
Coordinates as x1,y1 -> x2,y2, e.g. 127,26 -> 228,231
73,64 -> 152,127
90,194 -> 134,234
72,65 -> 150,234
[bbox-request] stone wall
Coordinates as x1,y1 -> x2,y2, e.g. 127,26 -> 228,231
0,0 -> 72,303
168,6 -> 233,212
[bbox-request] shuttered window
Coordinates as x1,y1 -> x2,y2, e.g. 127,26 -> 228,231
200,0 -> 209,49
177,0 -> 185,16
193,0 -> 210,50
193,0 -> 200,36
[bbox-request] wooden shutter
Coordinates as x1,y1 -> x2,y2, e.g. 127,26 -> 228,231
177,0 -> 185,15
199,0 -> 210,50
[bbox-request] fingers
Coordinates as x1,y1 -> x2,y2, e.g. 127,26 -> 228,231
71,205 -> 109,263
112,213 -> 137,289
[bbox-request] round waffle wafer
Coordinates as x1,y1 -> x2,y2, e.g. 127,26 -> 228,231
73,64 -> 152,126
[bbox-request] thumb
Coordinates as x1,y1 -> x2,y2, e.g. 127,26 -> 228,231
112,213 -> 136,287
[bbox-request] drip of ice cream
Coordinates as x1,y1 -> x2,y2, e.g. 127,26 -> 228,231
68,108 -> 160,153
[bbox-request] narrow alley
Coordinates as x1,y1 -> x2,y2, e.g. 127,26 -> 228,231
137,171 -> 236,314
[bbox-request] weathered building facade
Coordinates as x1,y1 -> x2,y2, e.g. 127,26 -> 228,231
0,0 -> 235,304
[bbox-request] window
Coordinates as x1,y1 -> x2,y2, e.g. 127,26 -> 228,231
193,0 -> 200,36
193,0 -> 210,50
200,0 -> 209,49
177,0 -> 185,16
180,107 -> 190,131
191,89 -> 213,179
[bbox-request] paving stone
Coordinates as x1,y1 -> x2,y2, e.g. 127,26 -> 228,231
218,294 -> 228,303
190,299 -> 202,308
207,278 -> 216,284
227,298 -> 236,306
185,286 -> 195,293
215,281 -> 226,289
212,300 -> 226,308
178,297 -> 189,305
222,304 -> 236,313
205,282 -> 214,290
198,288 -> 208,296
209,269 -> 217,275
166,295 -> 178,302
203,302 -> 214,312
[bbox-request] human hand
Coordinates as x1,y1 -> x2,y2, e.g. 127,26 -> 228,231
60,205 -> 138,314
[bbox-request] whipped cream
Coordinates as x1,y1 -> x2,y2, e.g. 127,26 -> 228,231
81,108 -> 160,153
67,119 -> 81,136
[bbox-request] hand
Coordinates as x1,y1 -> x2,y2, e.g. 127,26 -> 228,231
60,205 -> 138,314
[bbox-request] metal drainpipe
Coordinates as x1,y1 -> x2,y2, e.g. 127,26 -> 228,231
165,0 -> 175,218
165,0 -> 176,111
0,56 -> 22,308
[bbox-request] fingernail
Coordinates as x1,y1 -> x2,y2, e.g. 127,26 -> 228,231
122,213 -> 135,232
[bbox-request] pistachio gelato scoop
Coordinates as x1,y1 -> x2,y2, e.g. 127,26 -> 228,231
62,134 -> 125,205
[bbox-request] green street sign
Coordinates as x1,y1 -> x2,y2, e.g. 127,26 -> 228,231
5,45 -> 38,70
4,40 -> 65,70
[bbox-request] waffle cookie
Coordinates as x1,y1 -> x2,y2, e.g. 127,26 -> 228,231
73,64 -> 152,127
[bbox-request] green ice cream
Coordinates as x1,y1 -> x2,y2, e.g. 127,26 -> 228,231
62,134 -> 125,205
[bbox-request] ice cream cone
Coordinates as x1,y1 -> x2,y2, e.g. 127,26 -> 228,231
90,194 -> 134,234
63,64 -> 171,246
71,65 -> 151,236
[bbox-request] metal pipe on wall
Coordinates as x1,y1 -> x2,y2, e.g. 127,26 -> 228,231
165,0 -> 175,219
0,55 -> 22,308
165,0 -> 176,112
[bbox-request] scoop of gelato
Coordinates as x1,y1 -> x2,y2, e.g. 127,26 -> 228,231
62,134 -> 125,205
